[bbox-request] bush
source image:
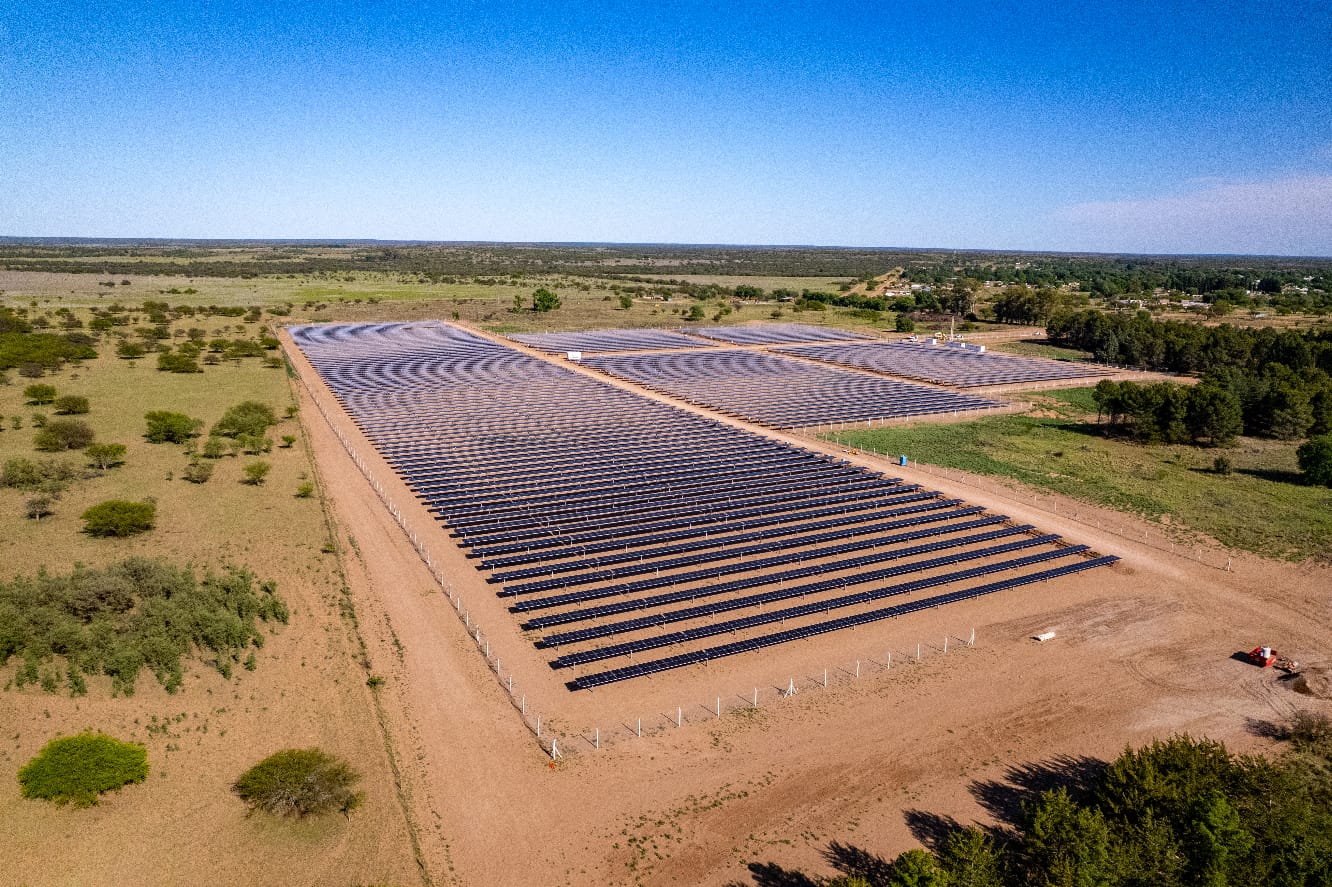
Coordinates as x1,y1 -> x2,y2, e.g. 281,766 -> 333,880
181,460 -> 214,484
895,314 -> 916,333
116,341 -> 146,359
1297,434 -> 1332,487
156,351 -> 202,373
34,419 -> 96,452
81,500 -> 156,537
232,748 -> 363,817
242,461 -> 271,485
53,395 -> 90,415
18,732 -> 148,806
23,383 -> 57,404
279,434 -> 296,448
1,456 -> 77,491
85,443 -> 127,470
144,410 -> 201,443
213,401 -> 277,439
531,287 -> 561,313
295,481 -> 315,498
25,495 -> 55,520
1,558 -> 287,695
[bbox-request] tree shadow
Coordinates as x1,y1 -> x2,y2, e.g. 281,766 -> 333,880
1237,466 -> 1306,485
969,754 -> 1107,826
901,810 -> 965,852
739,861 -> 820,887
823,840 -> 894,883
1244,716 -> 1287,740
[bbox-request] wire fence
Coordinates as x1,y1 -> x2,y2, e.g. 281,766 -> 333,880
289,350 -> 558,755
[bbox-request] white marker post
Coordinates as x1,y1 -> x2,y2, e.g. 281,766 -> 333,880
677,706 -> 682,727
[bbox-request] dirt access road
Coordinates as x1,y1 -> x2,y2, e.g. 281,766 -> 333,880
282,324 -> 1331,887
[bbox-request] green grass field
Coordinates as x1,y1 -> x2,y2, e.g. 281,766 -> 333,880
832,390 -> 1332,561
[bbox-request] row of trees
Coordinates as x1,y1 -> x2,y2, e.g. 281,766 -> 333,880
1090,380 -> 1243,446
762,726 -> 1332,887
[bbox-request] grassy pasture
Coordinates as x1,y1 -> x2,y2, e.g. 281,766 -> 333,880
833,390 -> 1332,561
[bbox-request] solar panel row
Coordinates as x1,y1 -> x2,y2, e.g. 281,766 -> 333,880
782,341 -> 1109,388
582,349 -> 1002,428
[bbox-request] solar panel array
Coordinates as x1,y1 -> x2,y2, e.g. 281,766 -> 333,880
509,328 -> 706,353
688,323 -> 875,345
783,341 -> 1108,388
290,321 -> 1117,690
582,349 -> 1002,428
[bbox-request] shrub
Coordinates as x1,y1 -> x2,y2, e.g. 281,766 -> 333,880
53,395 -> 90,415
242,461 -> 271,485
144,410 -> 201,443
156,351 -> 202,373
18,732 -> 148,806
201,436 -> 227,458
279,434 -> 296,448
895,314 -> 916,333
531,288 -> 561,313
181,460 -> 214,484
25,495 -> 55,520
0,558 -> 287,695
85,443 -> 127,470
31,411 -> 47,428
2,457 -> 78,491
23,383 -> 57,404
82,499 -> 156,536
1213,455 -> 1233,475
116,341 -> 146,359
213,401 -> 277,439
232,748 -> 363,817
34,419 -> 95,452
618,294 -> 633,310
686,304 -> 706,321
1297,434 -> 1332,487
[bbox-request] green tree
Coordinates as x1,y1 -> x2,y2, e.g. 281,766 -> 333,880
686,303 -> 706,321
888,848 -> 951,887
23,383 -> 57,404
1296,435 -> 1332,487
81,500 -> 156,536
1185,385 -> 1243,446
242,461 -> 271,485
18,732 -> 148,806
531,287 -> 561,312
1021,788 -> 1114,887
144,410 -> 202,443
895,314 -> 916,333
156,351 -> 203,373
85,443 -> 127,470
232,748 -> 363,817
34,418 -> 95,452
212,400 -> 277,438
938,828 -> 1005,887
116,341 -> 147,359
619,294 -> 634,310
24,495 -> 54,520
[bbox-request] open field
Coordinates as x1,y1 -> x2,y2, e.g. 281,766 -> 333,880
832,390 -> 1332,561
0,319 -> 423,886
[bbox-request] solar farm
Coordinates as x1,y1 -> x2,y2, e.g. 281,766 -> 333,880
784,340 -> 1110,387
290,321 -> 1118,694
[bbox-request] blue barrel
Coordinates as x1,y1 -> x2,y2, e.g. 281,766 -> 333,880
899,455 -> 908,466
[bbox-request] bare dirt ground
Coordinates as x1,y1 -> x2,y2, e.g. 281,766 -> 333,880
283,325 -> 1332,887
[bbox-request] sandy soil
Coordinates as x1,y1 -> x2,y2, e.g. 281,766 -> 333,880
281,324 -> 1332,887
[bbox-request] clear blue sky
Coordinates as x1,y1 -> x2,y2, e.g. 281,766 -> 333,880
2,2 -> 1330,254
